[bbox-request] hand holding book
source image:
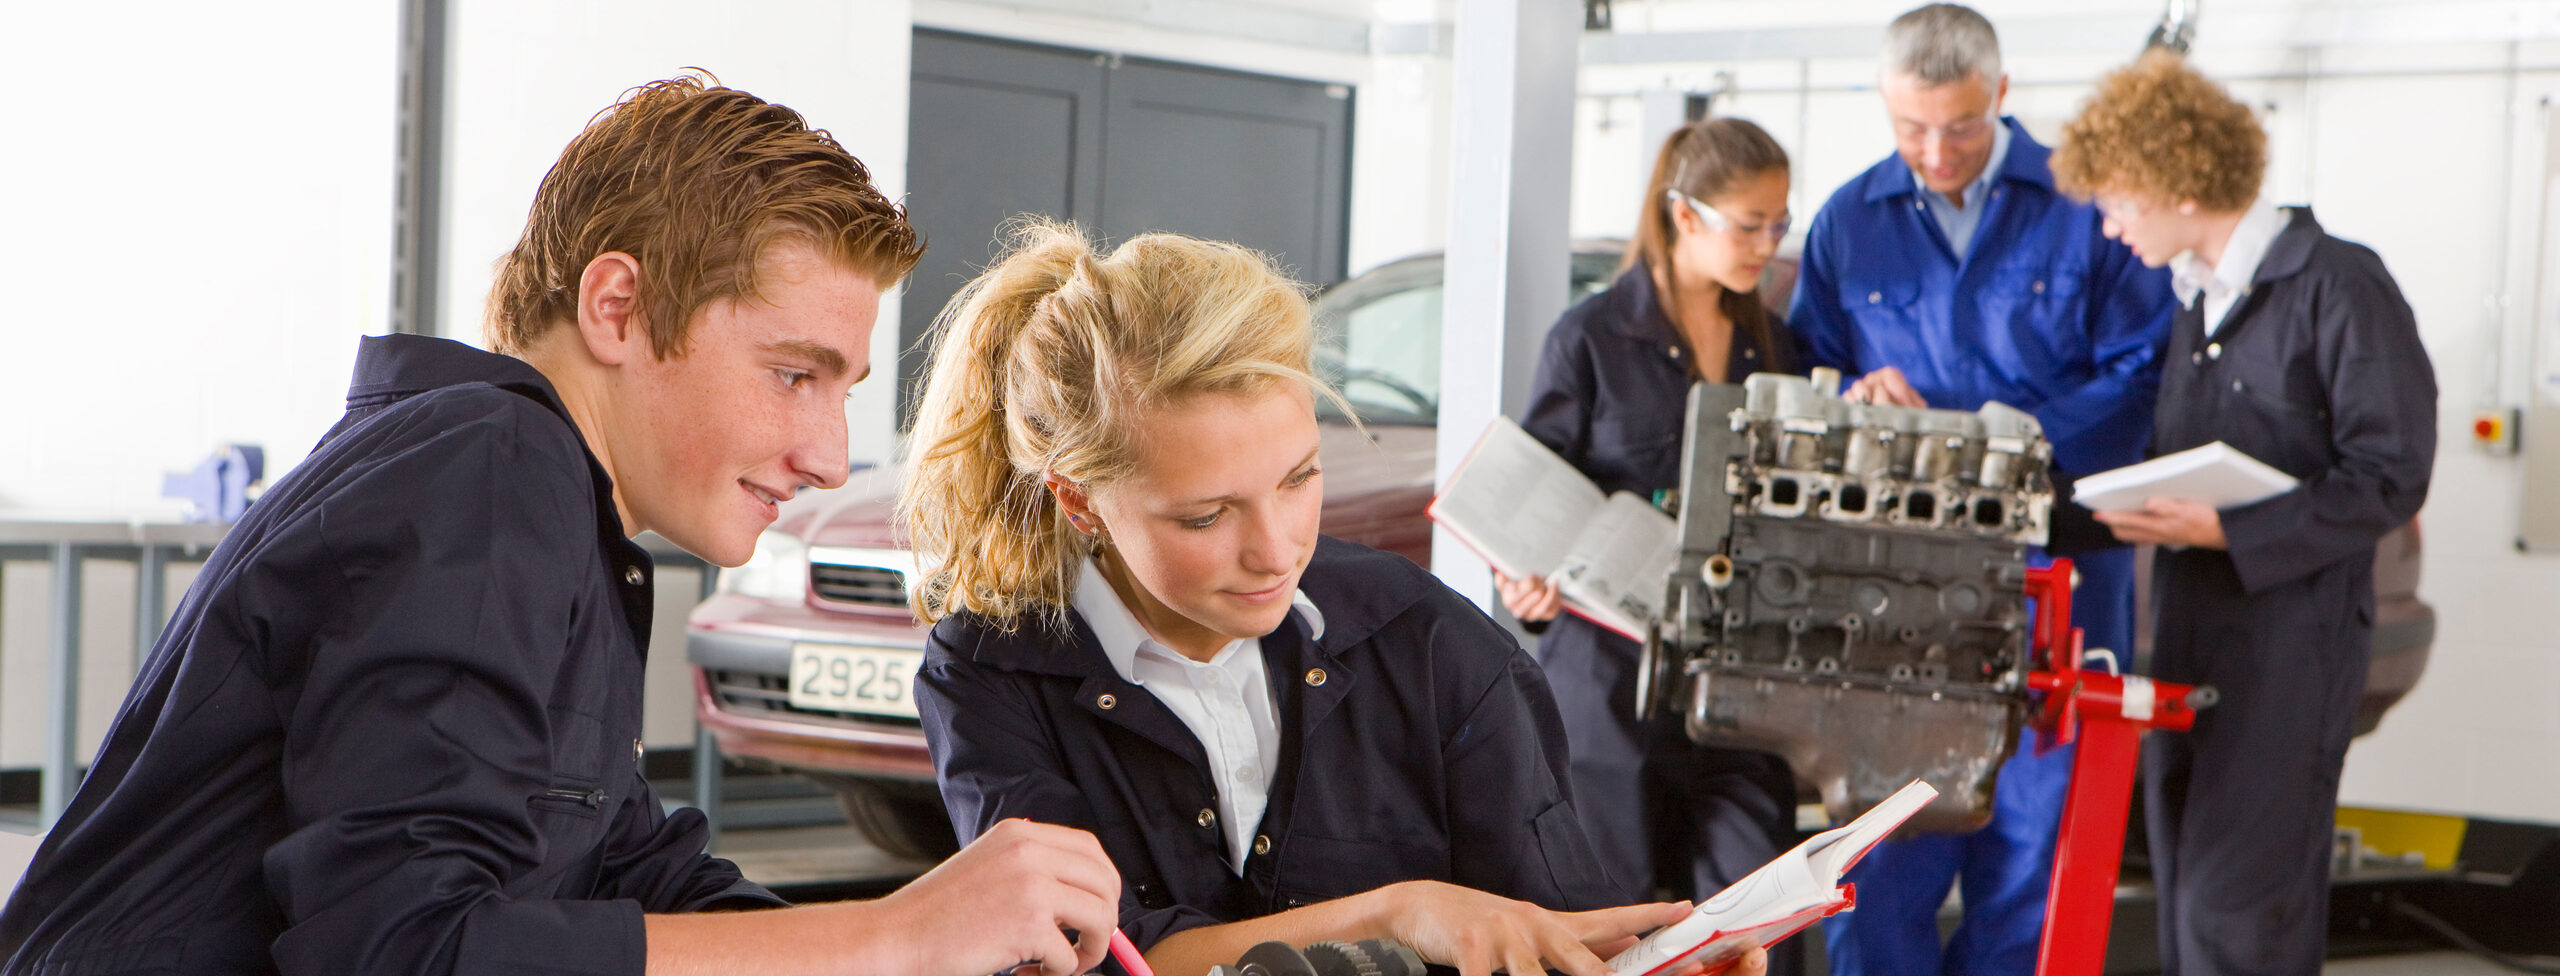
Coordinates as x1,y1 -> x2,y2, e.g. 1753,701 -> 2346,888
1606,780 -> 1940,976
2073,441 -> 2291,550
1494,569 -> 1565,623
1429,419 -> 1678,639
2091,497 -> 2229,550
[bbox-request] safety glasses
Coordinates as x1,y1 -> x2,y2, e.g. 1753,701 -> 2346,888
1669,190 -> 1791,243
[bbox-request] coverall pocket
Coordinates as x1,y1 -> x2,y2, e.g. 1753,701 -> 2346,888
1529,798 -> 1613,902
2231,379 -> 2328,422
1274,833 -> 1446,903
1842,279 -> 1921,319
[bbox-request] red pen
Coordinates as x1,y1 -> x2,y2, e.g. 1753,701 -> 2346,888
1107,928 -> 1156,976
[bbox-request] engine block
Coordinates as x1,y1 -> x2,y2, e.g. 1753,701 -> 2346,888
1647,372 -> 2056,834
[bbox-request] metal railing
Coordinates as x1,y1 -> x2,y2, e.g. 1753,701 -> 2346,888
0,517 -> 229,829
1,518 -> 721,834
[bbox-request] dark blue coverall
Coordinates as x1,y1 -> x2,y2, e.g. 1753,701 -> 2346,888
1517,264 -> 1805,970
0,335 -> 780,976
2143,208 -> 2434,976
1787,118 -> 2175,976
915,536 -> 1617,952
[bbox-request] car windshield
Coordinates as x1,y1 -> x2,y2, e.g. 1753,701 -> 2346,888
1313,252 -> 1619,427
1316,280 -> 1443,426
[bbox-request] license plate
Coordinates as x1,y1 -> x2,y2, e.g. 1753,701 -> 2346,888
786,643 -> 924,719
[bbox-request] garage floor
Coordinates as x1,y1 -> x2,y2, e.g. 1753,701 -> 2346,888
2322,952 -> 2514,974
0,816 -> 2520,975
704,818 -> 2515,976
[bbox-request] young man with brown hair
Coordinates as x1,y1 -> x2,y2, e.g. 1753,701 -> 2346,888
0,75 -> 1121,976
2053,51 -> 2435,975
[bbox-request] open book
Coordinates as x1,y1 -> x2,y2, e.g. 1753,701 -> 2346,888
1607,779 -> 1940,976
1427,419 -> 1678,639
2072,441 -> 2298,513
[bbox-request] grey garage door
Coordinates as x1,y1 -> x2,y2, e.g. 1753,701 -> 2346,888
900,29 -> 1354,423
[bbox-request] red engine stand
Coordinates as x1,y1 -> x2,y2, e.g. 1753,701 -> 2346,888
2020,559 -> 2211,976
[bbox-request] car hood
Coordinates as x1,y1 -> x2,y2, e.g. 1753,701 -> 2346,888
784,424 -> 1438,553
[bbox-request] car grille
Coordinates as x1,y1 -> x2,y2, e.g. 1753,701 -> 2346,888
810,562 -> 907,609
709,669 -> 924,727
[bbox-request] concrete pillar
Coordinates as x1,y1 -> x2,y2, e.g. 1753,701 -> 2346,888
1431,0 -> 1582,609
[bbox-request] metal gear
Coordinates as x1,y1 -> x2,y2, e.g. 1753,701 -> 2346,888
1299,941 -> 1382,976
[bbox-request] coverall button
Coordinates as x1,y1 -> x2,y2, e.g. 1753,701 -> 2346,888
1868,291 -> 1883,304
1254,834 -> 1272,856
622,565 -> 644,586
2032,280 -> 2046,294
2191,351 -> 2204,365
1197,808 -> 1217,829
632,739 -> 644,764
2206,343 -> 2222,360
2232,380 -> 2246,392
1668,345 -> 1681,359
1304,668 -> 1327,686
1097,693 -> 1118,709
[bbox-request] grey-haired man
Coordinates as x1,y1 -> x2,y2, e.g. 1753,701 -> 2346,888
1787,5 -> 2175,975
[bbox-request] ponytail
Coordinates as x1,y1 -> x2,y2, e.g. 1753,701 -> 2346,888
900,222 -> 1088,626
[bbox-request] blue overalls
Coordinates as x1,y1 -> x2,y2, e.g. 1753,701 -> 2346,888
1787,118 -> 2175,976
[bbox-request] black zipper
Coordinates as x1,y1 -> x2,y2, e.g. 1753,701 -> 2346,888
539,786 -> 606,809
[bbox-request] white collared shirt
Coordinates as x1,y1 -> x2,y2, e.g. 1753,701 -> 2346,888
1072,558 -> 1325,874
2171,202 -> 2286,336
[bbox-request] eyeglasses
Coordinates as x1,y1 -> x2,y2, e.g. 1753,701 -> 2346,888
1891,113 -> 1998,145
1669,190 -> 1791,242
2091,194 -> 2156,221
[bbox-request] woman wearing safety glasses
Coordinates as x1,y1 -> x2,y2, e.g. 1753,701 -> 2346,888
1497,115 -> 1807,976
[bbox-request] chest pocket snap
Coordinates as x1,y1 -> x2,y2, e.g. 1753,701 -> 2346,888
1992,264 -> 2084,303
1847,278 -> 1921,313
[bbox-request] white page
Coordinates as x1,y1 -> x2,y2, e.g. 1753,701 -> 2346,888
1608,780 -> 1939,976
1429,419 -> 1609,579
2074,441 -> 2298,512
1555,493 -> 1680,635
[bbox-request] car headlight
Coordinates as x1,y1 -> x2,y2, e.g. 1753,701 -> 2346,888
718,530 -> 812,601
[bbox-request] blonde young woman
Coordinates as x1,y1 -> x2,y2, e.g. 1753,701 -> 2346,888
901,222 -> 1762,976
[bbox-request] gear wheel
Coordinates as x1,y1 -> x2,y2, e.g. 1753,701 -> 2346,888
1299,941 -> 1382,976
1234,941 -> 1318,976
1352,940 -> 1425,976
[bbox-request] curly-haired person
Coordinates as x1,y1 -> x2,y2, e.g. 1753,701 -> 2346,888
2053,50 -> 2436,976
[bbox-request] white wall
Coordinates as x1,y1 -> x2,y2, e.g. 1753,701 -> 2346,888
2290,43 -> 2560,826
441,0 -> 915,470
0,3 -> 399,515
